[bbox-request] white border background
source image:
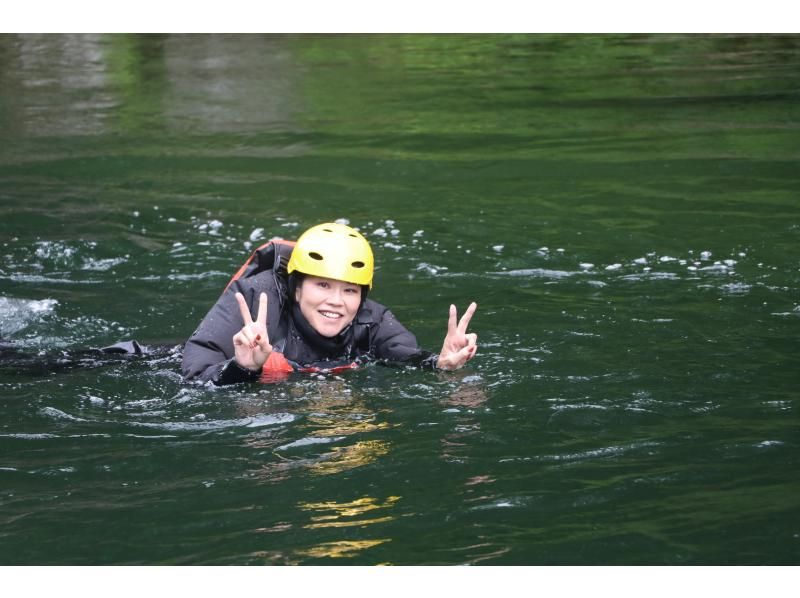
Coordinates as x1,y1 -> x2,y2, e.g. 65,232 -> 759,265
3,1 -> 798,32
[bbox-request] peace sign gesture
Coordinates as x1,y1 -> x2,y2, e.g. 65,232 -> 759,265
437,302 -> 478,371
232,292 -> 273,372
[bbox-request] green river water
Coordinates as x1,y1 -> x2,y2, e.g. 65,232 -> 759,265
0,34 -> 798,565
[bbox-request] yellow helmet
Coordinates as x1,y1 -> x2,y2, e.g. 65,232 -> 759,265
287,222 -> 374,288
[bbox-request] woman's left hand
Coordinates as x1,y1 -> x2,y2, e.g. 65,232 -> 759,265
437,302 -> 478,370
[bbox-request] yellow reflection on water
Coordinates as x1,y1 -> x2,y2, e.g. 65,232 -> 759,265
307,439 -> 390,476
304,515 -> 395,530
306,415 -> 391,438
295,496 -> 399,559
297,539 -> 390,559
299,495 -> 401,529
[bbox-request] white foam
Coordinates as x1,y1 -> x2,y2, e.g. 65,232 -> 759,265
721,283 -> 751,295
81,257 -> 126,271
497,268 -> 577,279
416,262 -> 448,275
0,297 -> 58,335
130,412 -> 295,432
276,436 -> 345,451
40,407 -> 88,422
756,440 -> 784,448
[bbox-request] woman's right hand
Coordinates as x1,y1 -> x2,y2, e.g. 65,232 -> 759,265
232,292 -> 272,372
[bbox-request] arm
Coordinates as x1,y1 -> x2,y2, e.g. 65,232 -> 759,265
182,280 -> 272,385
371,308 -> 439,369
371,302 -> 478,370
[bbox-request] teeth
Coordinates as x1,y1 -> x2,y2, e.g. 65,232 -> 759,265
320,311 -> 341,319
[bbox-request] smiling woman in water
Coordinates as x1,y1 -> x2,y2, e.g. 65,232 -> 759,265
181,222 -> 478,385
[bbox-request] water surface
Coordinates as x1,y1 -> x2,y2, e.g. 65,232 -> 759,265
1,34 -> 799,564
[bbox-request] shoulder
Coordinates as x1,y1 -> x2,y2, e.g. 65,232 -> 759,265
230,269 -> 286,302
357,299 -> 418,346
356,298 -> 390,324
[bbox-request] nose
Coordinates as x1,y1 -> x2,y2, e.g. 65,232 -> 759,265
325,286 -> 345,306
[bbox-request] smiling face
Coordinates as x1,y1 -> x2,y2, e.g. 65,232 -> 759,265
294,275 -> 362,337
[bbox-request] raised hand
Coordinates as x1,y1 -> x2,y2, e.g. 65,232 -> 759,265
232,292 -> 272,372
437,302 -> 478,371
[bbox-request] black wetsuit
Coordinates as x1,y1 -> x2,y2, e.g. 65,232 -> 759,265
181,243 -> 437,385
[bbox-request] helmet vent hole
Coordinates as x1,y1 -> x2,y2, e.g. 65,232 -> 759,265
351,261 -> 365,269
348,233 -> 358,238
309,252 -> 324,261
322,228 -> 333,233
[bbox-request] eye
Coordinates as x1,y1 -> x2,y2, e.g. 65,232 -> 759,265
316,280 -> 330,289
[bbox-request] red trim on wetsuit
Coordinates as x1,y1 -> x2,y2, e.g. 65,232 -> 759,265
258,351 -> 294,383
258,351 -> 359,383
298,362 -> 360,375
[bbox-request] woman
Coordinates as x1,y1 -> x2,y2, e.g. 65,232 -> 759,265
181,222 -> 477,385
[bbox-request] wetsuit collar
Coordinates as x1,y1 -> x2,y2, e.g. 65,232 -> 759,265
290,301 -> 354,357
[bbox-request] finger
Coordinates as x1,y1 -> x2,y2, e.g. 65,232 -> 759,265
447,304 -> 458,335
252,327 -> 272,353
246,323 -> 264,347
235,292 -> 253,326
457,302 -> 478,334
464,334 -> 477,353
454,345 -> 474,367
238,325 -> 258,348
255,334 -> 272,354
256,292 -> 268,327
233,330 -> 249,347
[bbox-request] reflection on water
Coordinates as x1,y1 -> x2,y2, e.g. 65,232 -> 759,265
295,539 -> 390,560
306,440 -> 391,476
299,495 -> 401,529
1,34 -> 304,138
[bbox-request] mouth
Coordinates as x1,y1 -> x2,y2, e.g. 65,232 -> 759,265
318,310 -> 343,320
